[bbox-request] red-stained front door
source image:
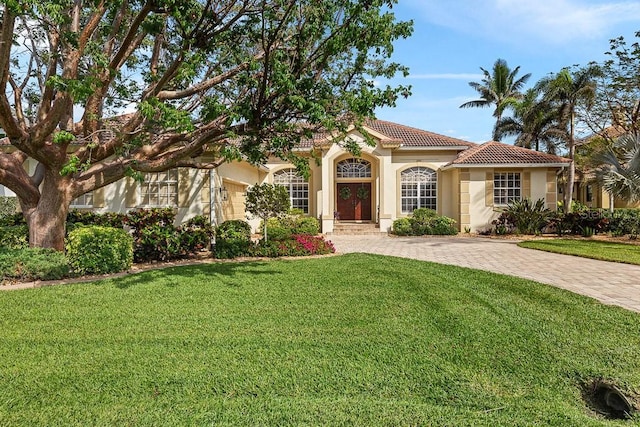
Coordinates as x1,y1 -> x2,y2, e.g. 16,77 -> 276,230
336,183 -> 372,221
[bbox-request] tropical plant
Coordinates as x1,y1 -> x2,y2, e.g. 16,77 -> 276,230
494,88 -> 564,154
537,66 -> 599,211
594,134 -> 640,203
0,1 -> 412,250
460,58 -> 531,141
504,198 -> 552,235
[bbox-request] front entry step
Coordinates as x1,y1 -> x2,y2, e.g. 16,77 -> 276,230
327,222 -> 382,235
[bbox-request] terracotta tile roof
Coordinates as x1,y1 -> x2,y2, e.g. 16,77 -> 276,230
447,141 -> 571,166
364,119 -> 476,148
297,119 -> 477,149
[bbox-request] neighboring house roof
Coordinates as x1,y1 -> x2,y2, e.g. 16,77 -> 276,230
444,141 -> 571,168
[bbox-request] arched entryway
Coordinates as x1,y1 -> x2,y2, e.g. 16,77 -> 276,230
335,158 -> 373,221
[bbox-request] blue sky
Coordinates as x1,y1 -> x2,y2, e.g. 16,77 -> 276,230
375,0 -> 640,143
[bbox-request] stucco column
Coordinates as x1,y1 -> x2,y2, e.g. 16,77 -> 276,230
321,149 -> 334,233
378,154 -> 394,233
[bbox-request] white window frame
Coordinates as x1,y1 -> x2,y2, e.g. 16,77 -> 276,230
336,158 -> 372,178
70,192 -> 94,208
140,169 -> 179,207
401,167 -> 437,214
274,168 -> 309,213
494,172 -> 521,206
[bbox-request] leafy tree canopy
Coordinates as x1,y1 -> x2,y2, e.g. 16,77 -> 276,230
0,0 -> 412,249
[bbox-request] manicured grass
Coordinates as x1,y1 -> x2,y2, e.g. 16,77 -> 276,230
1,254 -> 639,426
518,238 -> 640,265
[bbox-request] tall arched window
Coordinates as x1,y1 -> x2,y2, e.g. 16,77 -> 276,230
274,168 -> 309,213
401,167 -> 437,213
336,158 -> 371,178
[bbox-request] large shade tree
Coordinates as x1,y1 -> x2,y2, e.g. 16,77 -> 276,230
459,58 -> 531,141
0,0 -> 412,250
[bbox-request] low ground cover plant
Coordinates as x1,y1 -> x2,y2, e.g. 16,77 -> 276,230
0,247 -> 69,282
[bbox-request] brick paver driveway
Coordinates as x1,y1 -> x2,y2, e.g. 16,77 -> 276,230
328,235 -> 640,314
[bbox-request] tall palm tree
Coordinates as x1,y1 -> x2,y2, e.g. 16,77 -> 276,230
460,58 -> 532,141
494,88 -> 564,154
537,66 -> 599,211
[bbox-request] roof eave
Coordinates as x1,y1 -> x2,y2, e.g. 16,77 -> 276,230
397,145 -> 473,151
441,162 -> 571,170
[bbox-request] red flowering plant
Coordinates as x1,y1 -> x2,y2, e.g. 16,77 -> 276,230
252,234 -> 335,257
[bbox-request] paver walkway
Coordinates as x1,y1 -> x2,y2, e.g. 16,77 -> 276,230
328,235 -> 640,314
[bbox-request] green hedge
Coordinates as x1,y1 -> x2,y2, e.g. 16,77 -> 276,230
0,225 -> 29,249
0,196 -> 18,217
214,220 -> 252,259
0,247 -> 69,282
391,209 -> 458,236
262,213 -> 320,241
66,226 -> 133,275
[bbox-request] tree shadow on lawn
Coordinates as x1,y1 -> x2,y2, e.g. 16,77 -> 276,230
107,260 -> 283,290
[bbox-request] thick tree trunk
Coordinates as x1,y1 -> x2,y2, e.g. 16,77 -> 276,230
22,171 -> 70,251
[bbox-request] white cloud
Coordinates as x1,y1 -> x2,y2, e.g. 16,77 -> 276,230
407,0 -> 640,45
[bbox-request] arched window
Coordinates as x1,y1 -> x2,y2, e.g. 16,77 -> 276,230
274,168 -> 309,213
336,158 -> 371,178
401,167 -> 437,213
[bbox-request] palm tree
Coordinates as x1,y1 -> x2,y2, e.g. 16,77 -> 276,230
460,58 -> 532,141
494,88 -> 564,154
537,66 -> 599,211
595,134 -> 640,207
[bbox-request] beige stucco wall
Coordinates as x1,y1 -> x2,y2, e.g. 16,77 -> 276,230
94,168 -> 210,225
464,167 -> 560,232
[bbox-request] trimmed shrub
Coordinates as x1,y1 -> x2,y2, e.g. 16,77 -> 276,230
125,208 -> 176,232
180,215 -> 214,253
214,220 -> 253,259
428,216 -> 458,235
134,225 -> 184,262
66,226 -> 133,275
264,217 -> 292,241
391,218 -> 412,236
391,209 -> 458,236
0,225 -> 29,249
0,212 -> 25,227
0,247 -> 69,282
0,196 -> 18,217
67,209 -> 127,228
262,213 -> 320,241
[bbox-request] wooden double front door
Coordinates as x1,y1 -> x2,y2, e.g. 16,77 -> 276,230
336,183 -> 372,221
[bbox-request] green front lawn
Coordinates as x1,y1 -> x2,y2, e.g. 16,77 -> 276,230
518,238 -> 640,265
1,254 -> 639,426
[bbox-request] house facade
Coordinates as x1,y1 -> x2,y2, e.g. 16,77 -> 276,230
1,120 -> 572,233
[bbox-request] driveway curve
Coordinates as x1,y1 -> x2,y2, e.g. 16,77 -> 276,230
328,235 -> 640,314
